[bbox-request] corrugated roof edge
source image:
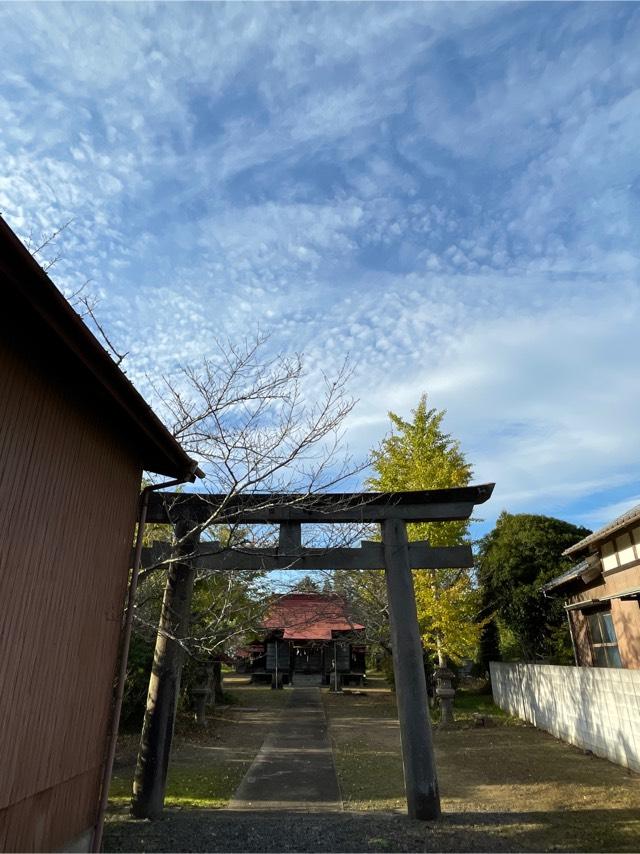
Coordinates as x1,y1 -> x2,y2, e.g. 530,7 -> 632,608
0,215 -> 201,480
563,504 -> 640,557
541,558 -> 594,593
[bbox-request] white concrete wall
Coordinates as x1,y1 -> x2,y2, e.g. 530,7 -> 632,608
490,662 -> 640,772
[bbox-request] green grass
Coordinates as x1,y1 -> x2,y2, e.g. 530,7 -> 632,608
331,738 -> 406,812
108,762 -> 246,809
108,682 -> 289,811
452,688 -> 505,714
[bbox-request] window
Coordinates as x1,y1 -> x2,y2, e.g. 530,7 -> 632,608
586,610 -> 622,668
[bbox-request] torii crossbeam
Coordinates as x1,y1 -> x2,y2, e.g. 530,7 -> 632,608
142,483 -> 494,821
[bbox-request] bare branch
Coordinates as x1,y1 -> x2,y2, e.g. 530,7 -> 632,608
27,218 -> 74,272
78,294 -> 129,365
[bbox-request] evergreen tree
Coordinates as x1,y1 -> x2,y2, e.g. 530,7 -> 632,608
476,512 -> 591,661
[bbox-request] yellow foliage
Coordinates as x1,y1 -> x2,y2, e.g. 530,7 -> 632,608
367,395 -> 484,663
413,569 -> 484,663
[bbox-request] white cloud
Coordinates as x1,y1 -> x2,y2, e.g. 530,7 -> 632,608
2,2 -> 639,537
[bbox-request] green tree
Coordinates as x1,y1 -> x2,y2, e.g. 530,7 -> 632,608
366,395 -> 481,666
476,512 -> 591,662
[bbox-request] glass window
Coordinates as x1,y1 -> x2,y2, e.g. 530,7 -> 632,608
588,614 -> 603,644
593,646 -> 608,667
607,645 -> 622,668
586,609 -> 623,668
601,613 -> 617,644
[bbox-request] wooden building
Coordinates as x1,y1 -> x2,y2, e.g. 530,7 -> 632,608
543,504 -> 640,668
0,217 -> 197,851
240,593 -> 366,687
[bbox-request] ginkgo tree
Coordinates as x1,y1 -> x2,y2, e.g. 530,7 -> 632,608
367,395 -> 484,671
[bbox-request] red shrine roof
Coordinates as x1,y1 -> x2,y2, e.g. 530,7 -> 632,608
263,593 -> 364,641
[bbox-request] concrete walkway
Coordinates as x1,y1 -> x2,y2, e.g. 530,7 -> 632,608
228,688 -> 343,812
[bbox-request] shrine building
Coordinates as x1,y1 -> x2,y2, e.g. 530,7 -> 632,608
238,592 -> 366,687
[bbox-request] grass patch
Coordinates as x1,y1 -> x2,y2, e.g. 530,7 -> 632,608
323,688 -> 397,720
331,737 -> 405,812
108,681 -> 289,812
109,763 -> 245,809
323,688 -> 403,811
451,687 -> 507,718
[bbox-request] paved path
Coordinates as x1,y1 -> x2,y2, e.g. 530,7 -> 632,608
228,688 -> 343,812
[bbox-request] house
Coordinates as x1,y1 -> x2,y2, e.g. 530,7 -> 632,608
542,504 -> 640,669
0,216 -> 198,852
241,592 -> 366,687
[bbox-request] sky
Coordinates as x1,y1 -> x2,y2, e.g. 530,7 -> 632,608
1,1 -> 639,539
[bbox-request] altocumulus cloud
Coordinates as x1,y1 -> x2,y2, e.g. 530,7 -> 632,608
1,1 -> 639,533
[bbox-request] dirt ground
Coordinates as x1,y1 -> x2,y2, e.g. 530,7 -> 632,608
104,679 -> 640,852
323,689 -> 640,851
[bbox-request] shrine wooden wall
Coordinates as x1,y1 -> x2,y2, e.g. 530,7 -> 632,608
0,335 -> 141,851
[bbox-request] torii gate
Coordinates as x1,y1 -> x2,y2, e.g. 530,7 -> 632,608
141,483 -> 494,821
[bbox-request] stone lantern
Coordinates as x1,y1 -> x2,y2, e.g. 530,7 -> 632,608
434,665 -> 455,726
191,686 -> 210,726
191,662 -> 214,725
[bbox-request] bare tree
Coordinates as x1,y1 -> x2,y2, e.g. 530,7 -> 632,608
26,219 -> 129,364
131,333 -> 363,819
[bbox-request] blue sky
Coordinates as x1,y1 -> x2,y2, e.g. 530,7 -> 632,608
2,1 -> 640,537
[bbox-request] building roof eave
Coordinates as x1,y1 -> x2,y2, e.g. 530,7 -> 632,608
541,554 -> 602,594
563,504 -> 640,558
565,586 -> 640,611
0,215 -> 200,480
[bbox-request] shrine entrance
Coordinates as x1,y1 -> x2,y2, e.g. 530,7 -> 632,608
138,483 -> 494,821
294,643 -> 322,673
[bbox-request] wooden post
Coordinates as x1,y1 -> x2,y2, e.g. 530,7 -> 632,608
279,521 -> 302,553
383,518 -> 441,821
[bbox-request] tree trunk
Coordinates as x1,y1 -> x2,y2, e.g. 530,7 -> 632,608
131,520 -> 199,819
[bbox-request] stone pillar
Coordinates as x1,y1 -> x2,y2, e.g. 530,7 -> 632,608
383,518 -> 441,821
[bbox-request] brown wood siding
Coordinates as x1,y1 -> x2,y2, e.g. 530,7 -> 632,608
567,564 -> 640,670
0,768 -> 101,852
0,337 -> 141,851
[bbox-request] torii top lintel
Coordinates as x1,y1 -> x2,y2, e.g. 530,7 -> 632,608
146,483 -> 495,525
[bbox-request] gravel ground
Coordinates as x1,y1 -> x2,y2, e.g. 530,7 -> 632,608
104,806 -> 640,853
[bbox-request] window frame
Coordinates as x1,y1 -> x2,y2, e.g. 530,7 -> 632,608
585,608 -> 622,668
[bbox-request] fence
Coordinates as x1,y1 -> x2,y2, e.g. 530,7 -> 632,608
490,662 -> 640,772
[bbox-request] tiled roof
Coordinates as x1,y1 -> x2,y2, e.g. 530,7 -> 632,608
564,504 -> 640,556
263,592 -> 364,640
541,558 -> 594,593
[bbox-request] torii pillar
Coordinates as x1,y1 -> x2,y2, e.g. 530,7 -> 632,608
383,518 -> 440,820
